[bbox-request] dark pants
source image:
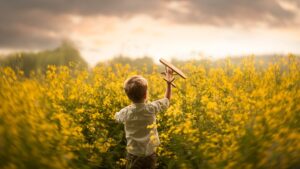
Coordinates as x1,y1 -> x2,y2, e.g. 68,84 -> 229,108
126,152 -> 157,169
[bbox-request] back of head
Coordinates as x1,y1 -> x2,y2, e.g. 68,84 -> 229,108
124,75 -> 148,103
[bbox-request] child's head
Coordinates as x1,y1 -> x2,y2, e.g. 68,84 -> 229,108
124,75 -> 148,103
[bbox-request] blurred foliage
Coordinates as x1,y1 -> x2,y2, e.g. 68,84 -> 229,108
99,56 -> 156,73
0,54 -> 299,169
171,55 -> 300,70
0,42 -> 88,77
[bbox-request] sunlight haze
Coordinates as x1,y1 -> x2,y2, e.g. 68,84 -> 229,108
0,0 -> 299,66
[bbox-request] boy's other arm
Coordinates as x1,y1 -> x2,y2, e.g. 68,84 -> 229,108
114,109 -> 126,123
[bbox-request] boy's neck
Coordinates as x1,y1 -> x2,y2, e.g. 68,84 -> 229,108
133,100 -> 146,104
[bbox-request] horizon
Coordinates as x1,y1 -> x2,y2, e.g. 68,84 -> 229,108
2,42 -> 299,67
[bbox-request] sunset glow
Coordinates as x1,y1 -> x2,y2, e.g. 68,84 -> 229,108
0,0 -> 300,66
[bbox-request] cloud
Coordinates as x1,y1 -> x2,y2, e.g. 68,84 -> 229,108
176,0 -> 297,26
0,0 -> 299,50
0,0 -> 164,49
290,0 -> 300,7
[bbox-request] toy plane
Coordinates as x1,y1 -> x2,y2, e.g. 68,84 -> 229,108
159,58 -> 187,88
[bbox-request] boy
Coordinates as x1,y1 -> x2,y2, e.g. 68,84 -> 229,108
115,68 -> 173,169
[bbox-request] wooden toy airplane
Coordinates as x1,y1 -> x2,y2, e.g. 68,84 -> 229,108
159,58 -> 187,88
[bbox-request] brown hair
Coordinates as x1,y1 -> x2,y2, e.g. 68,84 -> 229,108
124,75 -> 148,103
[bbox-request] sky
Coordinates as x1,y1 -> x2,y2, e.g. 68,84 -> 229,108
0,0 -> 300,66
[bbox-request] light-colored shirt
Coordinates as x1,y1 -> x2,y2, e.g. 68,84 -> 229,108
115,98 -> 170,156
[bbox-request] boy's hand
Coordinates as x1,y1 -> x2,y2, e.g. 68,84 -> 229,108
165,67 -> 174,84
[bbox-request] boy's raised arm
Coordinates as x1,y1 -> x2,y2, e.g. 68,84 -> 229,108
146,68 -> 173,114
165,68 -> 173,100
165,82 -> 172,100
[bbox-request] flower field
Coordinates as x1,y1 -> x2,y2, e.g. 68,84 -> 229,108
0,55 -> 299,169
